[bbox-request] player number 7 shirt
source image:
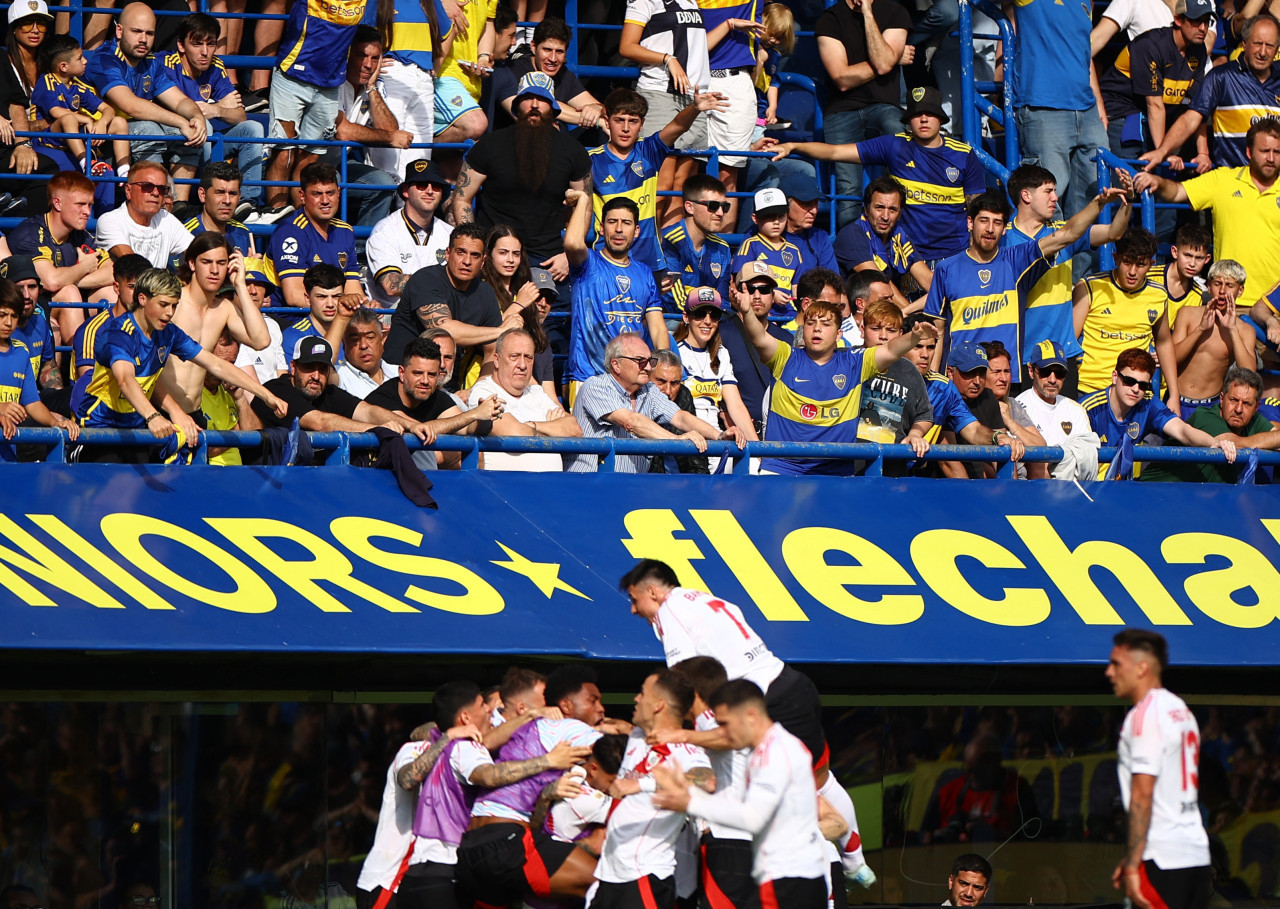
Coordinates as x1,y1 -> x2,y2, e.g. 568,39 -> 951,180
654,587 -> 785,691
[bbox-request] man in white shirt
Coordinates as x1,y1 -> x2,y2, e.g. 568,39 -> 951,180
1106,630 -> 1212,909
96,161 -> 194,269
367,160 -> 454,306
652,680 -> 832,909
233,257 -> 288,385
1015,340 -> 1101,482
336,307 -> 398,398
621,558 -> 832,785
474,328 -> 581,471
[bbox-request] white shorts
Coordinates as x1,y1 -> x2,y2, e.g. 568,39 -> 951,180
377,61 -> 435,173
706,70 -> 756,168
639,89 -> 708,151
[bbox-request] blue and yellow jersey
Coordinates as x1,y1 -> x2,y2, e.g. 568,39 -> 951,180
697,0 -> 759,70
6,213 -> 105,270
185,213 -> 255,259
84,39 -> 177,107
1259,396 -> 1280,424
590,133 -> 671,272
761,342 -> 879,476
661,222 -> 732,311
924,243 -> 1050,382
278,0 -> 369,89
1082,388 -> 1175,478
12,309 -> 54,381
566,250 -> 663,383
734,233 -> 804,305
280,317 -> 326,365
1100,26 -> 1204,122
371,0 -> 453,74
1076,273 -> 1169,394
855,133 -> 985,261
1161,265 -> 1206,331
0,340 -> 37,463
833,214 -> 921,281
72,309 -> 113,377
30,75 -> 103,151
162,52 -> 242,133
921,371 -> 977,443
1003,220 -> 1089,362
265,213 -> 360,305
78,312 -> 203,428
1190,57 -> 1280,167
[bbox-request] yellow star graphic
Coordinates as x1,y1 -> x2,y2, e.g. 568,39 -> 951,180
490,543 -> 591,600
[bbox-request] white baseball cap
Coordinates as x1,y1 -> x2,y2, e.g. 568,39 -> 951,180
753,187 -> 788,215
8,0 -> 53,25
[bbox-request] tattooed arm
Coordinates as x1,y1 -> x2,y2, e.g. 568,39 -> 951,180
1114,773 -> 1156,909
397,723 -> 484,789
687,767 -> 717,793
529,771 -> 586,833
416,300 -> 513,347
467,741 -> 591,788
451,162 -> 486,224
378,271 -> 412,300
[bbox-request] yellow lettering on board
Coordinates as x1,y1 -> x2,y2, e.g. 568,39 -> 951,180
781,527 -> 923,625
621,509 -> 711,591
689,510 -> 808,621
100,514 -> 277,614
206,518 -> 418,613
911,529 -> 1050,626
37,515 -> 177,610
330,517 -> 503,615
0,514 -> 124,608
1007,515 -> 1191,625
1161,532 -> 1280,629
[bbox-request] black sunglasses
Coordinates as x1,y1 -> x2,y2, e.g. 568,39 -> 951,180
619,355 -> 659,369
129,181 -> 172,196
1037,365 -> 1067,379
1118,374 -> 1153,392
688,307 -> 722,321
743,281 -> 775,294
692,199 -> 730,214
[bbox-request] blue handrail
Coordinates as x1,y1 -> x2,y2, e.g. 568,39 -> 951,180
958,0 -> 1017,182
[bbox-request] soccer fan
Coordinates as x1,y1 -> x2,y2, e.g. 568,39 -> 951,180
661,174 -> 734,312
1015,341 -> 1103,482
645,349 -> 710,474
232,257 -> 287,386
1005,164 -> 1133,392
833,176 -> 934,312
1082,348 -> 1236,479
472,328 -> 581,472
945,854 -> 994,908
782,172 -> 840,280
563,189 -> 666,400
1158,225 -> 1212,350
1140,15 -> 1280,172
717,263 -> 792,432
1105,630 -> 1212,909
855,300 -> 933,460
926,189 -> 1124,385
1171,260 -> 1257,420
71,253 -> 148,399
652,680 -> 831,909
1134,117 -> 1280,298
980,340 -> 1049,468
199,329 -> 247,467
83,3 -> 205,198
772,88 -> 985,261
1,257 -> 57,396
946,342 -> 1032,479
279,265 -> 347,365
674,287 -> 757,439
452,72 -> 592,284
735,187 -> 805,308
265,162 -> 362,307
494,18 -> 606,130
183,162 -> 255,258
588,87 -> 727,273
1072,229 -> 1177,398
335,306 -> 396,398
1141,366 -> 1280,482
366,160 -> 453,307
166,233 -> 272,420
568,332 -> 745,473
385,224 -> 517,382
76,268 -> 285,463
162,13 -> 264,211
0,283 -> 78,457
430,0 -> 493,148
95,160 -> 193,269
785,267 -> 875,349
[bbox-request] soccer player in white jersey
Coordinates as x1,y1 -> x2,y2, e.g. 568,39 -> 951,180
1106,629 -> 1212,909
621,558 -> 832,785
653,680 -> 837,909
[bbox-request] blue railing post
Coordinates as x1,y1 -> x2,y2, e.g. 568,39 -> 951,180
959,0 -> 977,151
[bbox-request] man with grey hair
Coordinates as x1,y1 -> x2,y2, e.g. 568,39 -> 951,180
568,332 -> 746,473
1170,258 -> 1258,421
335,305 -> 397,398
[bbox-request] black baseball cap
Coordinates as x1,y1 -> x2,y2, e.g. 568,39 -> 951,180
293,336 -> 333,366
0,255 -> 38,284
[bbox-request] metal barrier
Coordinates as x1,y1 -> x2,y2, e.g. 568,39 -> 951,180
958,0 -> 1017,183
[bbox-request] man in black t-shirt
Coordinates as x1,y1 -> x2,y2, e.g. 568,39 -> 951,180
947,341 -> 1013,479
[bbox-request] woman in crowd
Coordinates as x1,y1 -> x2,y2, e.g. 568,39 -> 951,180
673,288 -> 757,440
482,225 -> 558,399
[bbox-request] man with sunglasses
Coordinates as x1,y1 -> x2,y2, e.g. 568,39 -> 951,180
717,262 -> 793,434
1082,347 -> 1235,479
1015,340 -> 1101,481
95,160 -> 193,269
661,174 -> 733,312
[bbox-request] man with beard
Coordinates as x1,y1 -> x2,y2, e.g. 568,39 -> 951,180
450,73 -> 592,285
183,162 -> 255,258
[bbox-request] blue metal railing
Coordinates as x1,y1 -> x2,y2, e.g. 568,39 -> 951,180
959,0 -> 1017,183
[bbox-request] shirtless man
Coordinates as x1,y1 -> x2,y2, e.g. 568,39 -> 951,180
1171,259 -> 1258,421
162,232 -> 271,421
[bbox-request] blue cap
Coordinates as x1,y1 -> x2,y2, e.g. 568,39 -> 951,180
1027,339 -> 1068,369
1181,0 -> 1214,19
948,341 -> 989,372
779,170 -> 820,202
514,72 -> 562,114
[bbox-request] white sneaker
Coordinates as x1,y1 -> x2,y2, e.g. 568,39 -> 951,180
848,864 -> 877,889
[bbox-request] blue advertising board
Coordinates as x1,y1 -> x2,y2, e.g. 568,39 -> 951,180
2,464 -> 1278,665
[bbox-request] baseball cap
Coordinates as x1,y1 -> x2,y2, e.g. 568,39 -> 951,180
0,255 -> 38,284
903,86 -> 950,125
8,0 -> 53,25
948,341 -> 989,372
736,260 -> 778,287
293,336 -> 334,366
779,171 -> 820,203
530,266 -> 558,299
243,256 -> 273,287
683,286 -> 724,315
514,72 -> 562,113
399,158 -> 451,197
1027,339 -> 1068,370
1181,0 -> 1214,19
753,187 -> 788,216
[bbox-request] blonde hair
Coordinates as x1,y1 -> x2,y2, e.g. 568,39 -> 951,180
762,3 -> 795,54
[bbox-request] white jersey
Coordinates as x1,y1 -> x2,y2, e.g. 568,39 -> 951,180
686,723 -> 826,885
1118,688 -> 1210,869
817,771 -> 865,874
677,339 -> 737,428
470,376 -> 566,472
1015,389 -> 1098,448
695,709 -> 751,842
546,767 -> 611,842
366,209 -> 452,306
420,740 -> 495,865
596,729 -> 711,884
472,718 -> 602,820
654,587 -> 785,692
356,741 -> 430,892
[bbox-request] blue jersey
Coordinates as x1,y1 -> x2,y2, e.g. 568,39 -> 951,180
1258,396 -> 1280,425
265,213 -> 360,305
925,242 -> 1051,382
280,317 -> 328,365
833,215 -> 921,281
566,250 -> 663,382
1189,57 -> 1280,167
367,0 -> 452,73
12,310 -> 54,382
855,133 -> 985,260
279,0 -> 368,88
734,233 -> 804,305
161,52 -> 239,131
85,39 -> 178,104
78,312 -> 203,428
923,371 -> 977,442
7,213 -> 103,272
30,75 -> 105,153
698,0 -> 760,69
185,213 -> 255,258
0,340 -> 38,463
70,308 -> 115,416
761,342 -> 879,476
661,222 -> 732,311
589,133 -> 671,271
1003,220 -> 1090,361
1010,0 -> 1095,110
1082,388 -> 1177,478
786,227 -> 839,279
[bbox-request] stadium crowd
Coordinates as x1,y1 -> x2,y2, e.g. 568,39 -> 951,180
0,0 -> 1276,478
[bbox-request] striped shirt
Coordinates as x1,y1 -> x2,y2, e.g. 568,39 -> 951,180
569,372 -> 683,472
1189,56 -> 1280,167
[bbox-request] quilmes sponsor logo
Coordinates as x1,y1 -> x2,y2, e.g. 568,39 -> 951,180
962,295 -> 1009,324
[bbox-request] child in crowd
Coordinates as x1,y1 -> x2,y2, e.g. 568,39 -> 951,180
31,34 -> 131,180
753,3 -> 795,133
734,187 -> 802,313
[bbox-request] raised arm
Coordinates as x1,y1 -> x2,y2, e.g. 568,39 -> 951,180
563,188 -> 593,268
1039,186 -> 1128,258
874,318 -> 937,371
730,287 -> 780,363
